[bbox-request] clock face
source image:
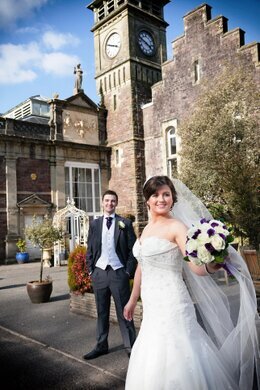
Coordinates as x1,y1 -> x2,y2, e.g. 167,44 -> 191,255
106,33 -> 121,58
138,31 -> 155,56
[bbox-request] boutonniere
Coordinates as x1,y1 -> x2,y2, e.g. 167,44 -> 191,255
118,221 -> 125,229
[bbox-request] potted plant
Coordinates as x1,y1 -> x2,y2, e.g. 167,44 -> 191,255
24,215 -> 63,303
16,238 -> 29,264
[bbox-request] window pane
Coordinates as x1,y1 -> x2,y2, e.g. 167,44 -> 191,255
167,126 -> 176,157
95,197 -> 101,212
87,198 -> 93,212
170,138 -> 176,155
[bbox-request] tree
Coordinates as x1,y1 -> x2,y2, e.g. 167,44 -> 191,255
178,65 -> 259,248
25,215 -> 63,282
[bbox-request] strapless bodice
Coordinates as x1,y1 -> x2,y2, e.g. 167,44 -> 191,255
133,236 -> 183,273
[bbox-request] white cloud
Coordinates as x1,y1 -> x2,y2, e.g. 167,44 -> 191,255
41,52 -> 80,76
16,26 -> 40,34
0,0 -> 49,29
0,41 -> 80,84
42,31 -> 80,50
0,42 -> 41,84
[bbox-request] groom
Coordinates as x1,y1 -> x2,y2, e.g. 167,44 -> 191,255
83,190 -> 137,360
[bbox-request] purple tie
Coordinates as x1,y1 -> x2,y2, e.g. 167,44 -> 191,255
106,217 -> 113,230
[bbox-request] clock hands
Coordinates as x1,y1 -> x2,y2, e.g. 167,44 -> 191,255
140,37 -> 154,51
107,44 -> 120,48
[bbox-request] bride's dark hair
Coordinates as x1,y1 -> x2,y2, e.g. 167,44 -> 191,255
143,176 -> 177,203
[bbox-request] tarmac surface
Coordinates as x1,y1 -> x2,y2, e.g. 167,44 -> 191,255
0,262 -> 131,389
1,261 -> 259,390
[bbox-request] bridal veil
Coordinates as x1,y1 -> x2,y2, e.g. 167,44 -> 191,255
172,178 -> 260,390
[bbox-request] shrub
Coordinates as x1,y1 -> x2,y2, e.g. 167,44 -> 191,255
16,238 -> 27,252
68,245 -> 92,295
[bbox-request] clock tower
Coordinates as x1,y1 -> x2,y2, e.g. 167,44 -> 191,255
88,0 -> 169,229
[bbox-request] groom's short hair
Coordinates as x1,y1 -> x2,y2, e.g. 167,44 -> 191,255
102,190 -> 118,202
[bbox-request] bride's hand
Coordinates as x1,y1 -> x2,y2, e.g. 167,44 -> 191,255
124,301 -> 136,321
205,261 -> 222,274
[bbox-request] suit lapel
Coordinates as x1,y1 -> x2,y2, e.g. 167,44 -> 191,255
96,216 -> 103,245
114,215 -> 120,246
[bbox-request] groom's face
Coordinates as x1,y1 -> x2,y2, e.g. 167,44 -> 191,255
102,194 -> 118,215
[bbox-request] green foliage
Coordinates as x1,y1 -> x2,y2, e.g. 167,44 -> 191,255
68,245 -> 92,294
178,65 -> 259,248
25,215 -> 63,249
24,215 -> 63,282
16,238 -> 27,253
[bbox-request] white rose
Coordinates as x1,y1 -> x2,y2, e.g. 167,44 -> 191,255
186,238 -> 198,253
197,232 -> 211,245
211,235 -> 225,251
197,245 -> 214,264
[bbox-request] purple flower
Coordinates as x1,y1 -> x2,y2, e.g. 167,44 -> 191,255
207,228 -> 215,237
219,233 -> 226,240
211,222 -> 219,227
192,229 -> 201,239
187,250 -> 198,258
205,243 -> 215,253
200,218 -> 208,224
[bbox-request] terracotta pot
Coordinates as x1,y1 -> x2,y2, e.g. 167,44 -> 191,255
26,280 -> 53,303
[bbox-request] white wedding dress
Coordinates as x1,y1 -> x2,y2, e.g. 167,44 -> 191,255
125,237 -> 257,390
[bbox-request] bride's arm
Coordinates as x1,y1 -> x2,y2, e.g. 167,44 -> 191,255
124,264 -> 141,321
174,221 -> 219,276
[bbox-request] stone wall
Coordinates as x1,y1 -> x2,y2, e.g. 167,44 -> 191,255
143,4 -> 260,178
16,158 -> 51,204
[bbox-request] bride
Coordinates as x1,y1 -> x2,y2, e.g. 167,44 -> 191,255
124,176 -> 259,390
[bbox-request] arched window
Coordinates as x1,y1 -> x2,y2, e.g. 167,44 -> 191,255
167,126 -> 176,157
166,126 -> 177,178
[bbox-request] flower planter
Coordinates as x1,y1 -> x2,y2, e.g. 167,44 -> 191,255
16,252 -> 29,264
27,280 -> 53,303
240,248 -> 259,280
70,292 -> 143,327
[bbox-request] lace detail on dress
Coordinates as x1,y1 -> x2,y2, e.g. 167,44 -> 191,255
133,237 -> 182,272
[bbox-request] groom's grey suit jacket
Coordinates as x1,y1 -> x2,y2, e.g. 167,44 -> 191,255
86,214 -> 137,279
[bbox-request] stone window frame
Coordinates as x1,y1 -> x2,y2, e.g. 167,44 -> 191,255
162,119 -> 179,179
65,161 -> 101,219
114,147 -> 122,167
193,58 -> 201,84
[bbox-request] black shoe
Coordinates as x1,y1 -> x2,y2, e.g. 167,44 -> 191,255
83,348 -> 108,360
125,348 -> 131,358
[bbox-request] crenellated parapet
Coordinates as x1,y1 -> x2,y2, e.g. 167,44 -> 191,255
170,3 -> 259,69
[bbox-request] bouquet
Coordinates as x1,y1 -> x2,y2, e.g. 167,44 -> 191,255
184,218 -> 234,273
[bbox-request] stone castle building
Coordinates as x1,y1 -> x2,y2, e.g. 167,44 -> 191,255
0,1 -> 259,263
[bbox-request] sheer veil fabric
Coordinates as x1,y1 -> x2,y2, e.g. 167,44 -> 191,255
172,179 -> 260,389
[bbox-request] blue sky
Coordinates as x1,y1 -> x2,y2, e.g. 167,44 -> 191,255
0,0 -> 259,114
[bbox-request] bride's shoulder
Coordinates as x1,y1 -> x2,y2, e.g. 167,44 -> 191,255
168,218 -> 187,233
